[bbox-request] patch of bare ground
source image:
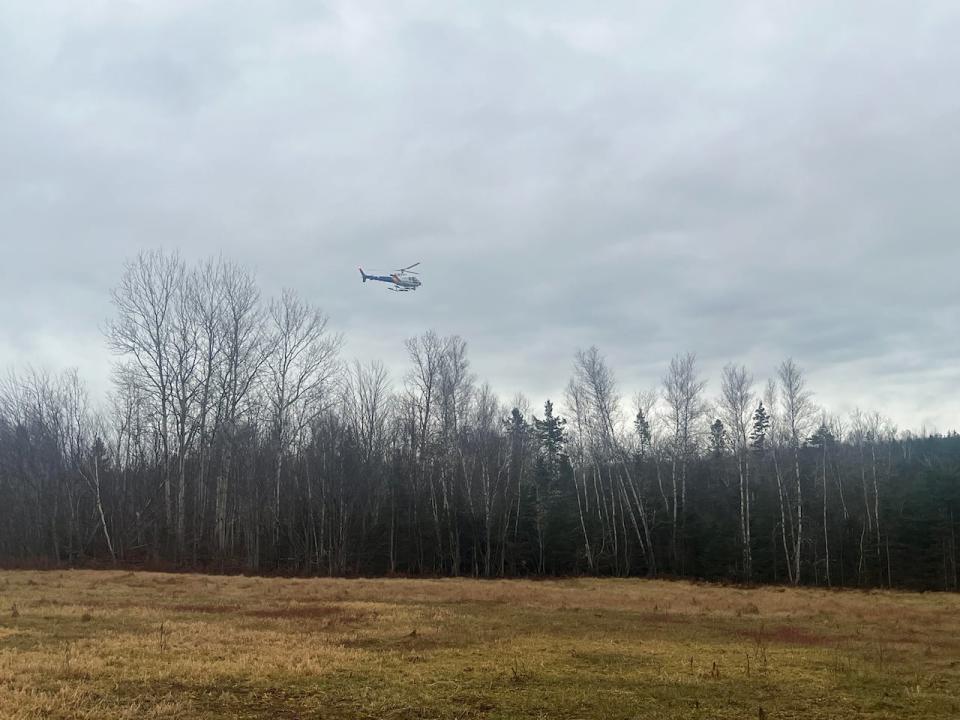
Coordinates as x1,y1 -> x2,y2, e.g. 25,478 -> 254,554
172,604 -> 241,615
245,604 -> 371,625
746,624 -> 842,647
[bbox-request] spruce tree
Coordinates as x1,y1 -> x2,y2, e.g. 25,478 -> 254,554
634,409 -> 652,460
710,418 -> 727,458
750,401 -> 770,452
531,400 -> 567,574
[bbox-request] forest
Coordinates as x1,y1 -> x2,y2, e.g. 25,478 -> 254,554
1,251 -> 957,590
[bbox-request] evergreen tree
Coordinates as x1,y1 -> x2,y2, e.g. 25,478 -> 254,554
750,401 -> 770,452
532,400 -> 567,574
808,422 -> 834,448
634,409 -> 652,460
710,418 -> 727,459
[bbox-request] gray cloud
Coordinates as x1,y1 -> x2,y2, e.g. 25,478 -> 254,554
2,1 -> 958,429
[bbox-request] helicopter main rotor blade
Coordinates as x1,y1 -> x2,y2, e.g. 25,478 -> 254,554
401,262 -> 420,271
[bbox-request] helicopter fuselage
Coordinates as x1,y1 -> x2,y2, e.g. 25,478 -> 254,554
360,267 -> 421,291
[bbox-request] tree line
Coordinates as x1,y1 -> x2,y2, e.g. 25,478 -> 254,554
1,250 -> 958,590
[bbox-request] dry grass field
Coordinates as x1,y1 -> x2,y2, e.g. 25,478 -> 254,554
1,570 -> 959,719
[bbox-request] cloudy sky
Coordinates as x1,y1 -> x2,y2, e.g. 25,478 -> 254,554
1,1 -> 958,430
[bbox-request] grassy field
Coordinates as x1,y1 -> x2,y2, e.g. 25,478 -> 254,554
1,571 -> 959,719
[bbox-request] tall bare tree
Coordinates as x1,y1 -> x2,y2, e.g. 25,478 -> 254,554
571,347 -> 656,575
564,376 -> 595,573
436,335 -> 472,575
662,352 -> 707,571
168,268 -> 203,559
778,358 -> 815,584
106,250 -> 184,545
720,363 -> 755,581
264,289 -> 341,564
189,259 -> 226,561
213,262 -> 265,558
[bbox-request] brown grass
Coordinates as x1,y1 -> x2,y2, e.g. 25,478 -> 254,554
748,624 -> 841,647
244,604 -> 371,623
1,570 -> 959,718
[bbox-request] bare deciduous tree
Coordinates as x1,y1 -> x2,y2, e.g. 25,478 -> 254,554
720,363 -> 755,581
106,250 -> 184,543
778,358 -> 815,585
265,289 -> 341,564
663,352 -> 707,571
214,261 -> 265,558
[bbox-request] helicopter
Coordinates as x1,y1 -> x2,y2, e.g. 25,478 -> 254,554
359,262 -> 422,292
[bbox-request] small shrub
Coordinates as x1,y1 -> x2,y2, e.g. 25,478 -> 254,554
11,603 -> 19,618
753,632 -> 769,667
510,658 -> 530,684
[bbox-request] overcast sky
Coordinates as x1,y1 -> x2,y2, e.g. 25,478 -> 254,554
2,1 -> 958,430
